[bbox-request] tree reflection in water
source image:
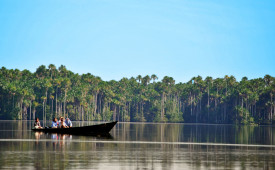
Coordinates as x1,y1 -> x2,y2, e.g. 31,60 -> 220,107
0,121 -> 274,169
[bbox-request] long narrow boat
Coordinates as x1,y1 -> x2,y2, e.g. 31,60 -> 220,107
32,121 -> 118,135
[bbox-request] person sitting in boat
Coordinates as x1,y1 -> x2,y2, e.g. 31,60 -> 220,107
59,117 -> 68,128
58,116 -> 61,124
34,117 -> 42,129
51,118 -> 58,128
65,118 -> 72,127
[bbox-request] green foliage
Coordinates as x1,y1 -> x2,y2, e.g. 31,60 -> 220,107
0,65 -> 275,125
94,113 -> 102,121
102,108 -> 113,121
153,112 -> 168,122
166,111 -> 183,122
10,107 -> 20,120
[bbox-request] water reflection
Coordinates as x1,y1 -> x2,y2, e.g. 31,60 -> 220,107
0,121 -> 274,170
0,140 -> 274,170
113,123 -> 275,145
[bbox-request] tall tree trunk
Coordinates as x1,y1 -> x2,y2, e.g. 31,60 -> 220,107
128,102 -> 131,121
248,97 -> 249,121
270,94 -> 273,121
102,103 -> 106,121
59,101 -> 61,116
215,88 -> 218,111
190,94 -> 193,116
64,89 -> 67,118
141,102 -> 144,121
136,102 -> 138,120
78,105 -> 81,121
20,98 -> 23,120
51,99 -> 53,118
33,109 -> 36,121
241,97 -> 244,113
55,88 -> 58,115
87,105 -> 89,121
161,92 -> 165,121
60,103 -> 62,118
82,105 -> 84,121
45,91 -> 47,121
94,92 -> 98,114
199,97 -> 202,121
23,106 -> 27,120
273,95 -> 275,120
29,101 -> 32,120
60,91 -> 62,116
117,105 -> 119,121
113,105 -> 117,121
90,100 -> 92,120
42,101 -> 44,121
207,86 -> 209,122
99,95 -> 102,114
12,94 -> 15,108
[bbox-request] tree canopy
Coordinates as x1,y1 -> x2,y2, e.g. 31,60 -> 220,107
0,65 -> 274,124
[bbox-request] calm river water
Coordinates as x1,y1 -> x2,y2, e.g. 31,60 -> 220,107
0,120 -> 274,170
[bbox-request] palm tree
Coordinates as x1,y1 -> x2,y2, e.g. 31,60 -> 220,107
142,75 -> 151,86
151,74 -> 158,83
58,65 -> 68,77
205,76 -> 213,121
50,95 -> 54,118
136,75 -> 142,84
62,78 -> 71,118
35,65 -> 47,79
48,64 -> 56,79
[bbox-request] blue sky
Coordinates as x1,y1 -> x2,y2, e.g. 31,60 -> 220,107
0,0 -> 274,83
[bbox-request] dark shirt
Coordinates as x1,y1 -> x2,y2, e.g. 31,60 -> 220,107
34,121 -> 41,127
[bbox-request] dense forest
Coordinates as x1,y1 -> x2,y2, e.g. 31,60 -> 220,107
0,65 -> 274,124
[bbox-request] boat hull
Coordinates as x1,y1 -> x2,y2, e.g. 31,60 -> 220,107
32,121 -> 117,135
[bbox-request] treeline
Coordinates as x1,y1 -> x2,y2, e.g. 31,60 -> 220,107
0,65 -> 274,124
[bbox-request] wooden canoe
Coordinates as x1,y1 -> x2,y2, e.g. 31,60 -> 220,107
32,121 -> 117,135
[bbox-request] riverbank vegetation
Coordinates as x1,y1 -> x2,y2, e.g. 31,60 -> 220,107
0,65 -> 274,124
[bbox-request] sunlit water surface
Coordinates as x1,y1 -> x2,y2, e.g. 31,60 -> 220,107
0,120 -> 274,170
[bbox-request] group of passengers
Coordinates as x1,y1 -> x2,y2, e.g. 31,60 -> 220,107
51,117 -> 72,128
34,117 -> 72,129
